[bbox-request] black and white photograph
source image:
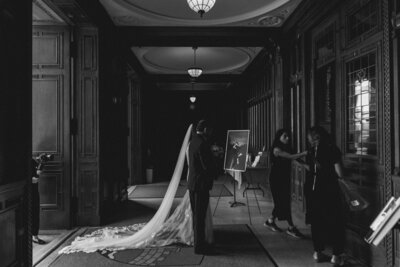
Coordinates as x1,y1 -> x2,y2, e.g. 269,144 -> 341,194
1,0 -> 396,266
223,130 -> 250,172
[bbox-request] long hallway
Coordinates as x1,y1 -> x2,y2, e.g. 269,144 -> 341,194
2,0 -> 400,266
33,174 -> 366,267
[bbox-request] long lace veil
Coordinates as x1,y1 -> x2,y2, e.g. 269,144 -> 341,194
59,124 -> 194,254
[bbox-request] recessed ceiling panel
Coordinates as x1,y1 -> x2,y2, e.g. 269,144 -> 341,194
132,47 -> 262,75
100,0 -> 302,26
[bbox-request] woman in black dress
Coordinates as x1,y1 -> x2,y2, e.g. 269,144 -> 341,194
264,129 -> 307,238
303,126 -> 345,266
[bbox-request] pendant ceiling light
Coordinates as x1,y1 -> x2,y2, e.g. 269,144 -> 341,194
187,0 -> 215,18
189,82 -> 196,103
187,47 -> 202,78
189,96 -> 197,103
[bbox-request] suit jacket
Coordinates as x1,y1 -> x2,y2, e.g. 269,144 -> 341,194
187,133 -> 216,192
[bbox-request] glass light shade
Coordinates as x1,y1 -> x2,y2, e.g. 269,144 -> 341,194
187,67 -> 203,78
189,96 -> 196,103
187,0 -> 216,17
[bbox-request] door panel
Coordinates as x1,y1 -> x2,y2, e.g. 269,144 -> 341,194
32,26 -> 71,229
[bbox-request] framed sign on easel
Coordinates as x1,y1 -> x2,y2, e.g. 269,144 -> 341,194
223,130 -> 250,207
224,130 -> 250,172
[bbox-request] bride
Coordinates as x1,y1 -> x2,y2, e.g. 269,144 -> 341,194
59,124 -> 214,254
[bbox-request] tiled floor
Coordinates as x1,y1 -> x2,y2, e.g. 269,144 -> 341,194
33,174 -> 366,266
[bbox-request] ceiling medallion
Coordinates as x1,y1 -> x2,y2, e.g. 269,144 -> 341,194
257,9 -> 290,27
187,0 -> 216,18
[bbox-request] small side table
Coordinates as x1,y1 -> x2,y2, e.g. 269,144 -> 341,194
242,167 -> 268,197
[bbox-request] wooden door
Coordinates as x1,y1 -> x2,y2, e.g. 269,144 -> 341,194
32,26 -> 71,229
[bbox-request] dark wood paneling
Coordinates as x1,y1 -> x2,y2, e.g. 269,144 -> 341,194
39,172 -> 63,210
75,27 -> 100,226
127,71 -> 143,185
82,35 -> 97,70
77,168 -> 98,224
0,209 -> 16,267
32,26 -> 71,229
0,182 -> 27,267
80,77 -> 98,156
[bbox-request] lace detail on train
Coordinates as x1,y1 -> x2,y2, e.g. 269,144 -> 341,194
59,125 -> 195,254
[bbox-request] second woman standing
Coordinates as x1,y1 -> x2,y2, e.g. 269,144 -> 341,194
264,129 -> 307,238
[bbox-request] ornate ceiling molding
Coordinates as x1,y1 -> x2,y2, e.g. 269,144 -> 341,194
100,0 -> 301,27
131,47 -> 261,75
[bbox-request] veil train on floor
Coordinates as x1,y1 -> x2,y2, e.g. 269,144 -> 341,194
59,124 -> 195,254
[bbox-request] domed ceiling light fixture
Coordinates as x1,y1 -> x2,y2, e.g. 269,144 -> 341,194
187,0 -> 215,18
187,47 -> 202,78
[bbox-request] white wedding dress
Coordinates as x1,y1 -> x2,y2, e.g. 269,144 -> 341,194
59,124 -> 213,254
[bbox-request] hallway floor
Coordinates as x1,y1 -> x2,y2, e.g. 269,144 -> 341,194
33,174 -> 366,267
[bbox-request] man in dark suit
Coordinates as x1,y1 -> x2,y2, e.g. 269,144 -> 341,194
187,119 -> 217,254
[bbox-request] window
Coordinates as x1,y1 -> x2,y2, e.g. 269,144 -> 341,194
346,52 -> 377,156
346,0 -> 378,42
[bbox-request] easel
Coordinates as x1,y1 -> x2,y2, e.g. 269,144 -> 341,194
223,129 -> 250,208
225,170 -> 245,207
